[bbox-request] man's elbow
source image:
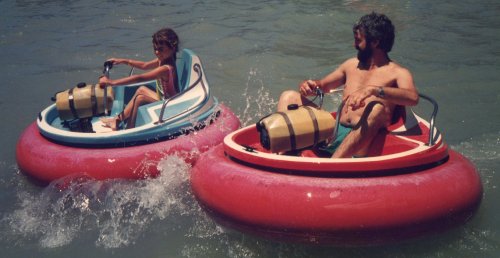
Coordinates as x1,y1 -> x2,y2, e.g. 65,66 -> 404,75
409,92 -> 419,106
401,90 -> 419,106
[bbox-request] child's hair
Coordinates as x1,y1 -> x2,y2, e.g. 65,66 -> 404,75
152,28 -> 180,58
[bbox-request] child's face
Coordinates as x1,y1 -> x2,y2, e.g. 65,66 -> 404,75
154,44 -> 173,60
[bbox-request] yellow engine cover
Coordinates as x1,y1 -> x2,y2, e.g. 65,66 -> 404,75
257,106 -> 335,153
55,84 -> 113,120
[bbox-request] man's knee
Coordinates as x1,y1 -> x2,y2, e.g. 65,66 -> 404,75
278,90 -> 302,111
279,90 -> 300,102
366,104 -> 391,129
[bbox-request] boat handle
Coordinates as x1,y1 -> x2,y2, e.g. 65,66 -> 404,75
315,87 -> 324,108
102,61 -> 113,116
318,88 -> 345,142
156,63 -> 207,124
331,100 -> 345,142
418,93 -> 439,146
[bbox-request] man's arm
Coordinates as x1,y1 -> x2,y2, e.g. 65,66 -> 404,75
388,67 -> 419,106
319,59 -> 350,93
299,59 -> 350,96
344,66 -> 419,110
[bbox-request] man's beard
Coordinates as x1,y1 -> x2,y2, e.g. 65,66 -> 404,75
357,47 -> 372,63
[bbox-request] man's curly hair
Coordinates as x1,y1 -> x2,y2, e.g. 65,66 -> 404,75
353,12 -> 395,53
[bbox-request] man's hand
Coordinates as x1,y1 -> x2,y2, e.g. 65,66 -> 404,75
299,80 -> 320,96
343,86 -> 379,111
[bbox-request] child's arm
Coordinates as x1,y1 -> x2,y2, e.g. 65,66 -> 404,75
108,58 -> 159,70
99,65 -> 171,87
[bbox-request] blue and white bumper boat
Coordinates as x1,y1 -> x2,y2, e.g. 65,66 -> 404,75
16,49 -> 240,184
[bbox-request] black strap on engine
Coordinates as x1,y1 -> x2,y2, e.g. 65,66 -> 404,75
90,84 -> 98,116
276,112 -> 296,150
302,106 -> 320,145
68,88 -> 79,119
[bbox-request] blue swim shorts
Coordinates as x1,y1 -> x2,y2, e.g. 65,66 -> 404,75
318,123 -> 352,155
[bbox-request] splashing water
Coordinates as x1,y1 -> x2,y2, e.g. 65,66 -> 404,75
237,67 -> 345,126
2,154 -> 194,249
239,68 -> 278,127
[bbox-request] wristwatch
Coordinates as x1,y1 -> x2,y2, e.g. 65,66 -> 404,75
377,86 -> 385,98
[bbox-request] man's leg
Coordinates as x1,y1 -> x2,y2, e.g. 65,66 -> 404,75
332,104 -> 389,158
277,90 -> 318,112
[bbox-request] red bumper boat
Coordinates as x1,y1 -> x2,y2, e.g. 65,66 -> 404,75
190,94 -> 482,245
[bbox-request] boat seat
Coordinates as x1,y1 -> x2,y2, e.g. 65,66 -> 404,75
126,50 -> 194,128
134,101 -> 160,127
366,106 -> 422,157
176,49 -> 193,93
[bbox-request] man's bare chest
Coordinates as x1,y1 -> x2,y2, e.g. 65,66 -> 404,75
345,69 -> 396,90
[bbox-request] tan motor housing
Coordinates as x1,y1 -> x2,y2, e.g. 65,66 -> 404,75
257,105 -> 335,153
55,83 -> 114,121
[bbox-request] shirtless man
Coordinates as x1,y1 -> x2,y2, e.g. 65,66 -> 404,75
277,12 -> 419,158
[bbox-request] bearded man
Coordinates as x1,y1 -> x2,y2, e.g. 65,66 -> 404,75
277,12 -> 419,158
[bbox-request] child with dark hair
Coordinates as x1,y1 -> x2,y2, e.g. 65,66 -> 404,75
99,28 -> 180,130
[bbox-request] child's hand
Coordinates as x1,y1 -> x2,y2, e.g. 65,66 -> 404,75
107,58 -> 128,65
99,76 -> 111,88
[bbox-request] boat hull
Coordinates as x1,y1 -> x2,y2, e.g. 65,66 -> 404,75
190,144 -> 482,245
16,104 -> 240,184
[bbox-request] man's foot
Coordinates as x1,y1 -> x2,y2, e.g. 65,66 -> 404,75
100,117 -> 119,131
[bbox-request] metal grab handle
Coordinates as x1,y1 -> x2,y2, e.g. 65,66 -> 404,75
102,61 -> 113,115
331,100 -> 345,142
156,63 -> 207,124
314,88 -> 344,142
418,93 -> 439,146
302,87 -> 326,108
315,88 -> 324,108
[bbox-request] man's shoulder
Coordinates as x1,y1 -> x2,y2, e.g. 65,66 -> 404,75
388,61 -> 412,76
343,57 -> 359,65
339,57 -> 360,70
382,61 -> 415,87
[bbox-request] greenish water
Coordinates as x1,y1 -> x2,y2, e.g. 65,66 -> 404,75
1,0 -> 499,257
